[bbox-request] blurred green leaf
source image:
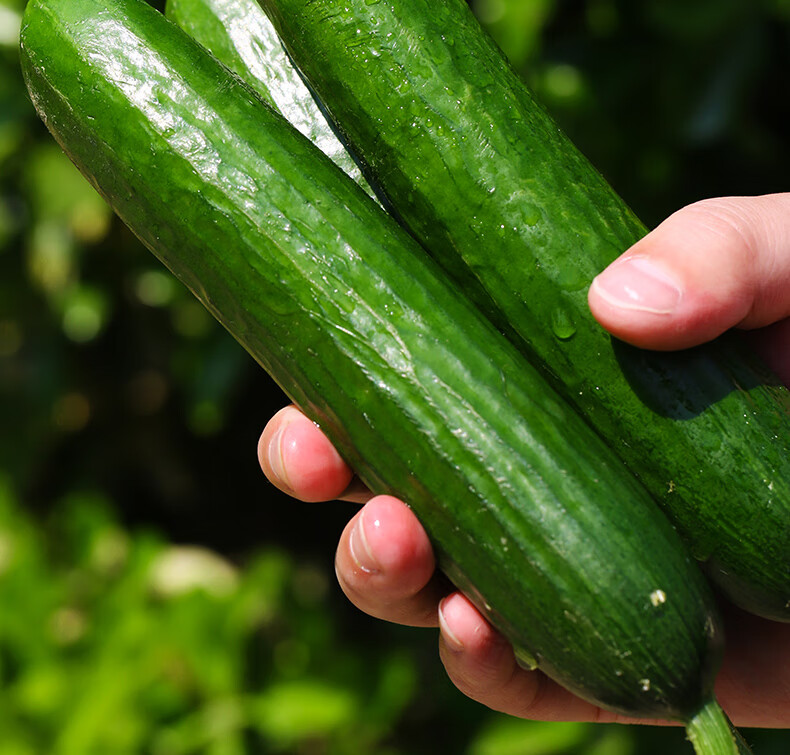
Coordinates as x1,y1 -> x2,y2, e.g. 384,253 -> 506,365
59,283 -> 110,343
0,5 -> 22,63
27,219 -> 74,293
472,0 -> 555,66
585,727 -> 634,755
24,143 -> 111,243
469,718 -> 591,755
252,679 -> 358,746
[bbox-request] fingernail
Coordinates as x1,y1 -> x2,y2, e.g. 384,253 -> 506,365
592,256 -> 682,314
348,509 -> 380,574
438,597 -> 464,652
267,424 -> 292,492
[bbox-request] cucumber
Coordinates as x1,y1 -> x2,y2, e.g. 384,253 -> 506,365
260,0 -> 790,621
20,0 -> 741,748
163,0 -> 373,195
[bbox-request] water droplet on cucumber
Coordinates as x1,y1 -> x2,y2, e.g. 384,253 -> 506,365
551,308 -> 576,340
520,202 -> 541,227
514,646 -> 539,671
555,264 -> 589,292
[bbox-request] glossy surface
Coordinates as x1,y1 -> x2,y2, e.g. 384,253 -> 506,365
262,0 -> 790,620
165,0 -> 372,193
22,0 -> 724,722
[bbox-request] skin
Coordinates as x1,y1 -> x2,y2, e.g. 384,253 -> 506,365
258,194 -> 790,728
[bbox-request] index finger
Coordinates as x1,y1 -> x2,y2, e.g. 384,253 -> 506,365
258,404 -> 370,503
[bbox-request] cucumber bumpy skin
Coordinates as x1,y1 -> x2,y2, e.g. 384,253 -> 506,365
164,0 -> 373,195
260,0 -> 790,622
20,0 -> 738,743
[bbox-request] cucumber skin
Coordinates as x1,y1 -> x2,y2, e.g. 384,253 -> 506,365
21,0 -> 724,722
164,0 -> 373,195
261,0 -> 790,621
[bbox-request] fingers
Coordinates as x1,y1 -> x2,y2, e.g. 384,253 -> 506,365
258,405 -> 368,503
713,602 -> 790,729
259,409 -> 446,627
743,316 -> 790,387
588,193 -> 790,351
335,495 -> 445,627
437,590 -> 790,728
436,592 -> 662,725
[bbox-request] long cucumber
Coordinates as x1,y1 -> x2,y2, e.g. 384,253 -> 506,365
20,0 -> 743,750
165,0 -> 372,194
261,0 -> 790,621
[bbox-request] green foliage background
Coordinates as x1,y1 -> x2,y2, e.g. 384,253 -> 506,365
1,0 -> 789,752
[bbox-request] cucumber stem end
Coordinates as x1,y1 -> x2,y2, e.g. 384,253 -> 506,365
686,698 -> 752,755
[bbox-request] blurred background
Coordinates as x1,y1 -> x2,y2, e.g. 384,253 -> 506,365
1,0 -> 789,752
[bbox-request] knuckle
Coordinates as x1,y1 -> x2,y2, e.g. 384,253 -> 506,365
681,197 -> 758,263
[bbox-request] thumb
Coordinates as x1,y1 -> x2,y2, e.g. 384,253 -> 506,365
587,193 -> 790,351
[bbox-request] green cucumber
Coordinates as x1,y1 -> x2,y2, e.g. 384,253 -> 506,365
21,0 -> 740,747
261,0 -> 790,621
164,0 -> 373,195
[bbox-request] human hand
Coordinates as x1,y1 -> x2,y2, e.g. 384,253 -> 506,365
258,193 -> 790,728
589,194 -> 790,383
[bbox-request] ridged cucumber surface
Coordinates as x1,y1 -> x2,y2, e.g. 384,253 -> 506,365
165,0 -> 372,194
261,0 -> 790,621
20,0 -> 735,738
